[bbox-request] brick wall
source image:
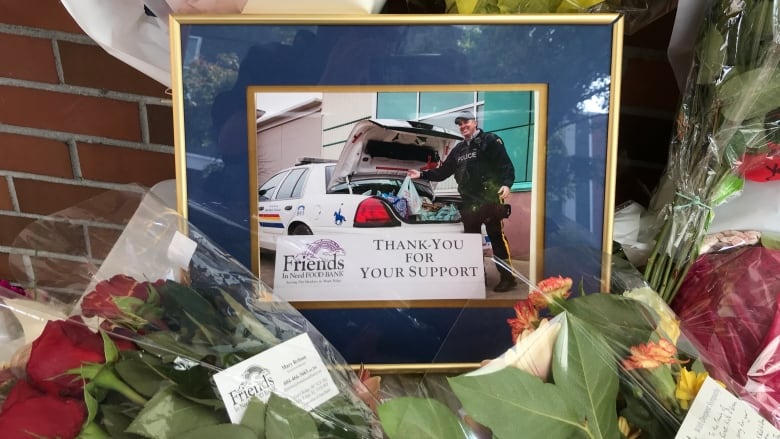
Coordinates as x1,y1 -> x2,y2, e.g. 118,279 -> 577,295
0,0 -> 175,292
0,1 -> 680,290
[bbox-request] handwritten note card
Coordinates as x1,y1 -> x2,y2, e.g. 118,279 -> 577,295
676,376 -> 780,439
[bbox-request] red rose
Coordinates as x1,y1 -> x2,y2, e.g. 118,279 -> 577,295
26,319 -> 106,397
81,274 -> 164,322
1,379 -> 41,412
0,383 -> 86,439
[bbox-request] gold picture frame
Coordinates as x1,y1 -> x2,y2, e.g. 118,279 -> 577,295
170,13 -> 623,369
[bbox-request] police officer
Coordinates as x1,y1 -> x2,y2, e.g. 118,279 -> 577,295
408,110 -> 517,292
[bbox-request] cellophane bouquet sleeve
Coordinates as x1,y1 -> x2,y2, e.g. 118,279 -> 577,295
374,273 -> 722,439
0,188 -> 379,439
644,0 -> 780,303
672,241 -> 780,429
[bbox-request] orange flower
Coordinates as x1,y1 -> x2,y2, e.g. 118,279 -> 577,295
528,276 -> 572,310
354,364 -> 381,413
506,300 -> 539,343
622,339 -> 686,370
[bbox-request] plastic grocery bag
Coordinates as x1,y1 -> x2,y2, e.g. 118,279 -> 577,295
398,176 -> 422,216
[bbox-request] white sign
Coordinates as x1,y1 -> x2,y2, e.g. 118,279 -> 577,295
213,333 -> 339,423
273,233 -> 485,301
676,376 -> 780,439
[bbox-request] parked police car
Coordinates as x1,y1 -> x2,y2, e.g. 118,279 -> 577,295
257,119 -> 465,251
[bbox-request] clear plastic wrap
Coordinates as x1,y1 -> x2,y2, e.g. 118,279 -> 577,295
441,0 -> 677,34
644,0 -> 780,303
672,242 -> 780,429
0,189 -> 378,438
373,275 -> 717,438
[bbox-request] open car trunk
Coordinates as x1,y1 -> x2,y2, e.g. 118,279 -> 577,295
327,119 -> 463,224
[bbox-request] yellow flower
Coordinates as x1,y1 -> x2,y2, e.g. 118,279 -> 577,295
675,368 -> 709,410
623,287 -> 681,344
618,416 -> 642,439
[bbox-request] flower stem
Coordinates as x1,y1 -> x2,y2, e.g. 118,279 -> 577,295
93,366 -> 148,406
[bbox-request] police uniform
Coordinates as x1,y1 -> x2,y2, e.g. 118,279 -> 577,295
420,128 -> 517,291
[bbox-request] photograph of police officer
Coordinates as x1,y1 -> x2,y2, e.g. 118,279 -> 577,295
407,110 -> 518,293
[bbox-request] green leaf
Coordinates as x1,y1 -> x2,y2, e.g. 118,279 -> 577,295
619,388 -> 677,439
455,0 -> 481,13
378,397 -> 466,439
449,367 -> 589,438
711,173 -> 744,206
78,421 -> 112,438
100,404 -> 145,438
158,281 -> 224,331
265,393 -> 319,439
553,316 -> 620,439
171,424 -> 257,439
313,394 -> 374,438
101,330 -> 120,363
220,290 -> 279,346
240,397 -> 267,436
761,231 -> 780,250
515,0 -> 561,13
695,24 -> 725,85
84,382 -> 101,424
115,356 -> 166,398
561,294 -> 656,352
137,331 -> 211,362
126,386 -> 225,438
719,68 -> 780,122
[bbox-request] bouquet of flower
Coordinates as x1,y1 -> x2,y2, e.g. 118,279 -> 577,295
375,277 -> 714,438
0,189 -> 378,438
442,0 -> 676,34
672,236 -> 780,429
644,0 -> 780,303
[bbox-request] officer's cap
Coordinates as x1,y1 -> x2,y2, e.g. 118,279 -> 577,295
454,110 -> 476,124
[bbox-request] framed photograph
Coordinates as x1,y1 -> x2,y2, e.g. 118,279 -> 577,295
171,14 -> 623,369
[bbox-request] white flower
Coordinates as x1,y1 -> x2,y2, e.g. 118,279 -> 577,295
469,315 -> 563,380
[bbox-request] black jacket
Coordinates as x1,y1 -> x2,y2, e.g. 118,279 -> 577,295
421,129 -> 515,205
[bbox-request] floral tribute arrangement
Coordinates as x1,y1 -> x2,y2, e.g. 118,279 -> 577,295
0,191 -> 379,439
643,0 -> 780,302
672,240 -> 780,430
377,277 -> 715,439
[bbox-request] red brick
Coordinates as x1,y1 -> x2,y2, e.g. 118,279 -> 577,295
28,256 -> 93,291
0,214 -> 33,247
59,41 -> 169,98
147,104 -> 175,145
11,216 -> 89,257
621,58 -> 679,112
87,226 -> 123,260
0,85 -> 142,141
0,0 -> 83,34
0,34 -> 58,83
0,178 -> 11,210
13,179 -> 108,215
0,252 -> 12,281
77,143 -> 175,186
0,133 -> 73,178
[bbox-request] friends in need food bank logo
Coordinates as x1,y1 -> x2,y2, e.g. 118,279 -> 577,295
227,366 -> 275,410
281,239 -> 346,280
